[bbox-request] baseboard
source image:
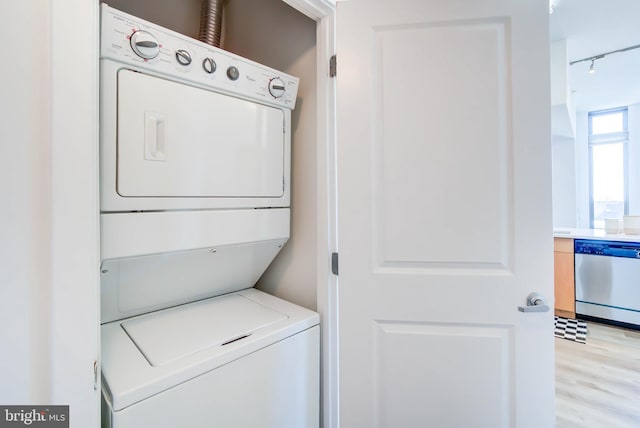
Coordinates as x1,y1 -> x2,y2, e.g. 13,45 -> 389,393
555,309 -> 575,319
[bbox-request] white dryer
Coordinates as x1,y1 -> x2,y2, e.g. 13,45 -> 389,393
99,5 -> 318,428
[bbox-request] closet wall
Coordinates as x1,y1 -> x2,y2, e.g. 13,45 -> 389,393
106,0 -> 201,37
224,0 -> 318,310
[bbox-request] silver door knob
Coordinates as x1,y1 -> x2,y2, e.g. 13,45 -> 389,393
518,292 -> 549,313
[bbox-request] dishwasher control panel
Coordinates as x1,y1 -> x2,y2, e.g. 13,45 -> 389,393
575,239 -> 640,258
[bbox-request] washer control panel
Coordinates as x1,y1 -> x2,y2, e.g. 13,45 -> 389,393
100,4 -> 299,109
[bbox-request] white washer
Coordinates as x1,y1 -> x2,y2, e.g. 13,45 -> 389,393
101,289 -> 319,428
99,5 -> 318,428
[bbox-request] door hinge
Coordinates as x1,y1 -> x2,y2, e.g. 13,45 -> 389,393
93,360 -> 98,390
331,252 -> 339,275
329,55 -> 337,78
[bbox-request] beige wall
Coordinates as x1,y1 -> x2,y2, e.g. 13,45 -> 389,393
224,0 -> 318,310
104,0 -> 201,38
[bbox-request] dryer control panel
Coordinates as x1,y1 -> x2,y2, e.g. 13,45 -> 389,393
100,4 -> 299,109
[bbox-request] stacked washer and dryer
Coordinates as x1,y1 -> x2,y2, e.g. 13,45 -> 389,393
99,5 -> 319,427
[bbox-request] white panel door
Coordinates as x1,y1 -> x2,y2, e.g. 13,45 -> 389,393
336,1 -> 554,427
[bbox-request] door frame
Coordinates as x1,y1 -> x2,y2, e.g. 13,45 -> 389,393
282,1 -> 338,427
50,0 -> 101,426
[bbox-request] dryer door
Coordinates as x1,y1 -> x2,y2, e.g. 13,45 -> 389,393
117,69 -> 285,198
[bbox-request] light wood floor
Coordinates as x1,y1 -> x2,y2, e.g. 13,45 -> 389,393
556,321 -> 640,427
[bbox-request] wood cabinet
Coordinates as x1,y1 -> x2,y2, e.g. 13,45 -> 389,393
554,238 -> 575,318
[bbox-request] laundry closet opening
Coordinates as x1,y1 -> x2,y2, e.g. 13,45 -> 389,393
103,0 -> 319,311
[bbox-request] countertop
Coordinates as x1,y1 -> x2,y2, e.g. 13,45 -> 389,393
554,228 -> 640,243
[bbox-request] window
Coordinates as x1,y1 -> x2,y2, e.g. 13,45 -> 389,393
588,108 -> 628,229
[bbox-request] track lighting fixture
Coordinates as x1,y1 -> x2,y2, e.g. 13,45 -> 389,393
570,45 -> 640,74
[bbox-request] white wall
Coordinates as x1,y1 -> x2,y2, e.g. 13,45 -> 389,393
550,40 -> 575,138
224,0 -> 319,310
551,135 -> 577,227
1,2 -> 100,426
0,1 -> 52,404
574,111 -> 591,228
628,103 -> 640,214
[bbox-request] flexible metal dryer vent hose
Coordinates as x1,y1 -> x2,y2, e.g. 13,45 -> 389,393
198,0 -> 223,47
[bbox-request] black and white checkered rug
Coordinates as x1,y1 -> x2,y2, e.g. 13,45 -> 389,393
554,316 -> 588,344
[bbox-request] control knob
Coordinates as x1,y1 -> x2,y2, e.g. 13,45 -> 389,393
175,49 -> 192,66
202,57 -> 217,74
268,77 -> 286,98
227,66 -> 240,81
130,30 -> 159,59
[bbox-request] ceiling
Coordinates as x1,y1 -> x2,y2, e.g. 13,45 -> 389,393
550,0 -> 640,112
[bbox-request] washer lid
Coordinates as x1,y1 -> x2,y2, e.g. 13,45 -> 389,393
121,294 -> 288,366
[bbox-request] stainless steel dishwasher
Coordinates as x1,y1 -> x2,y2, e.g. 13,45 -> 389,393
575,239 -> 640,327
